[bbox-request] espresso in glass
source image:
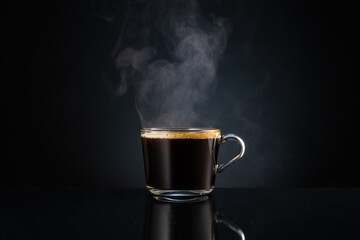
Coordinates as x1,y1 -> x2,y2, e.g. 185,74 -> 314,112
141,128 -> 245,200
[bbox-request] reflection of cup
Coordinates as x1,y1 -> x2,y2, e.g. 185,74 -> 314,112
143,195 -> 245,240
141,128 -> 245,200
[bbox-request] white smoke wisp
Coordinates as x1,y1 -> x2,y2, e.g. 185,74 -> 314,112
114,0 -> 229,127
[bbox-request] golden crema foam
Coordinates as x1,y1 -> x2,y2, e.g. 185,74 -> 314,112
141,130 -> 221,139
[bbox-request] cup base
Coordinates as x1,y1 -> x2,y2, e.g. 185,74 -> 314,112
147,186 -> 214,203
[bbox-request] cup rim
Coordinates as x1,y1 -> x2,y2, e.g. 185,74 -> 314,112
140,128 -> 220,133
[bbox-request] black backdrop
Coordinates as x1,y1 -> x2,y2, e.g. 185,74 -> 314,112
4,0 -> 358,187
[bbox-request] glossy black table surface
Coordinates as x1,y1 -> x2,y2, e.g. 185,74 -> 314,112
1,188 -> 359,239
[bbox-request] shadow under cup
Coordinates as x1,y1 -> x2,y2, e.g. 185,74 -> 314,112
141,128 -> 245,201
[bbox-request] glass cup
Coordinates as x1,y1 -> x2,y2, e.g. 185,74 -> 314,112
141,128 -> 245,200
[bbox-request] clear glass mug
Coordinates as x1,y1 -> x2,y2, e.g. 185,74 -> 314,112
141,128 -> 245,200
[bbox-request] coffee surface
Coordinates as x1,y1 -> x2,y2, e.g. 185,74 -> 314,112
142,136 -> 220,190
141,129 -> 221,139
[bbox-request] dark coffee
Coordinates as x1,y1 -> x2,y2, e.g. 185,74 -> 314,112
141,132 -> 220,190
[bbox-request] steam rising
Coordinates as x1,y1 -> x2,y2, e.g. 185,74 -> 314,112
114,0 -> 229,127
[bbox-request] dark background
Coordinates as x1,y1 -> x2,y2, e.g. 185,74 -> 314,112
4,0 -> 358,188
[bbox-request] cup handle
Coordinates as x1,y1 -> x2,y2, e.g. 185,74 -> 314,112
216,212 -> 245,239
217,134 -> 246,173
